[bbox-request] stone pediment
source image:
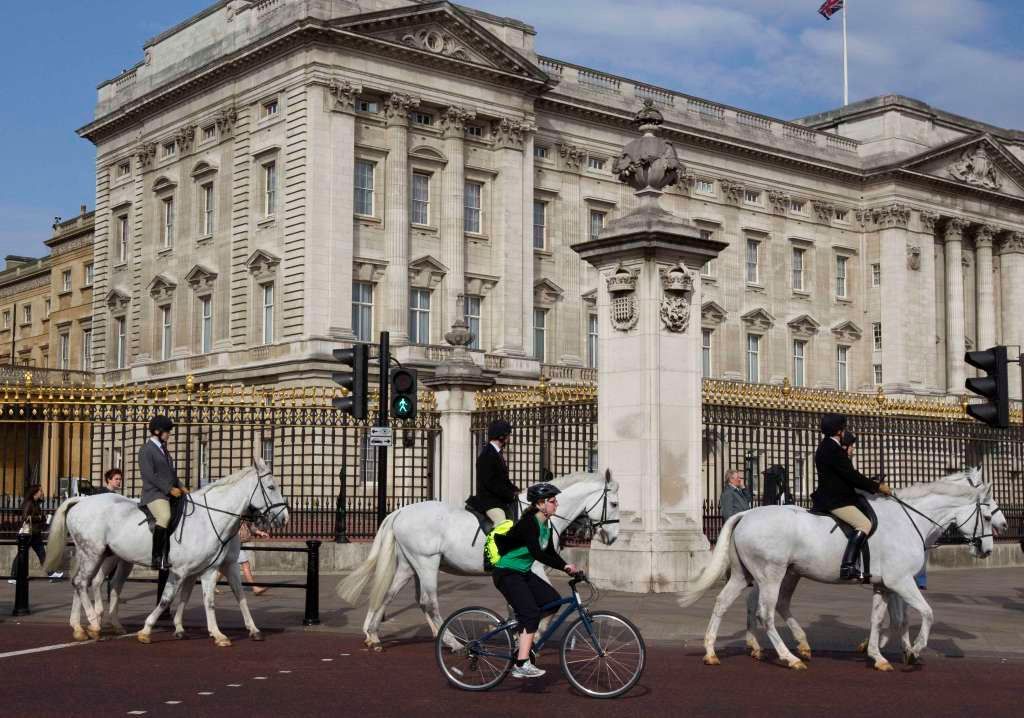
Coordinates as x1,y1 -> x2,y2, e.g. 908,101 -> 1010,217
246,249 -> 281,281
147,273 -> 177,301
741,307 -> 775,331
105,287 -> 131,311
787,314 -> 821,338
409,255 -> 448,289
701,301 -> 727,325
534,278 -> 564,306
831,320 -> 862,342
897,134 -> 1024,197
185,264 -> 218,291
334,4 -> 549,86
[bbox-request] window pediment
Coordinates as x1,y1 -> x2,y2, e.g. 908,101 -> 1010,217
465,272 -> 499,297
409,145 -> 447,165
190,161 -> 218,178
741,307 -> 775,331
105,288 -> 131,311
152,175 -> 177,192
581,288 -> 597,307
534,278 -> 564,306
147,273 -> 177,301
788,314 -> 820,338
185,264 -> 218,291
701,301 -> 727,325
409,255 -> 448,289
354,257 -> 387,283
831,320 -> 862,342
246,249 -> 281,281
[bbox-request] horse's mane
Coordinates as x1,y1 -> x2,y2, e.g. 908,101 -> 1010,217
895,469 -> 983,499
192,465 -> 255,496
549,471 -> 602,491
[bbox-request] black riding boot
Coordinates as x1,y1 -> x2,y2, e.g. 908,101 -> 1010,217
839,531 -> 867,581
151,526 -> 168,571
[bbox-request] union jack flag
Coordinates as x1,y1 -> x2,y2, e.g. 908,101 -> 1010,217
818,0 -> 844,19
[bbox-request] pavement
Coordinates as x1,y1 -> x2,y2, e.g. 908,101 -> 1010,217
2,566 -> 1023,716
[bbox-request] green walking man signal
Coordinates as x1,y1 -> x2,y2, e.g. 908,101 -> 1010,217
390,367 -> 418,420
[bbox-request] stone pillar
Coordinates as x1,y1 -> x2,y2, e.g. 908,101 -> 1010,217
422,313 -> 495,503
872,203 -> 912,391
974,224 -> 998,351
557,143 -> 586,365
521,121 -> 537,360
490,117 -> 528,356
943,217 -> 968,394
998,231 -> 1024,399
383,93 -> 420,346
917,211 -> 941,391
573,101 -> 728,593
439,106 -> 474,335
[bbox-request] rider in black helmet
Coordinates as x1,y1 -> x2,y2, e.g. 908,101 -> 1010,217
467,419 -> 518,524
139,414 -> 186,569
491,482 -> 580,680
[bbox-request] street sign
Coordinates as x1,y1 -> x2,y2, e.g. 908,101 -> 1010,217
368,435 -> 393,448
369,427 -> 393,438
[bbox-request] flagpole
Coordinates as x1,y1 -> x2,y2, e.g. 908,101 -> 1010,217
842,0 -> 849,105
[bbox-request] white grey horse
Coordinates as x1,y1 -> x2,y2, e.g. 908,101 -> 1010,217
45,459 -> 288,646
70,533 -> 264,645
337,472 -> 620,650
680,468 -> 1002,671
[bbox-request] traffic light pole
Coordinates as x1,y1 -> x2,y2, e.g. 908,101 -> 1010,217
376,331 -> 390,527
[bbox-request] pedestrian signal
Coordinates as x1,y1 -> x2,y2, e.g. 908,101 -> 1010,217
390,367 -> 418,420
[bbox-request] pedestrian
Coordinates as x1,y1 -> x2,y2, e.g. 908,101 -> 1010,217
94,467 -> 123,495
8,484 -> 63,583
720,469 -> 751,521
812,413 -> 892,581
140,415 -> 187,570
238,522 -> 269,595
762,465 -> 794,506
467,419 -> 518,525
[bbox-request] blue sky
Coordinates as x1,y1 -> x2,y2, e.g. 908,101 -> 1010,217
1,0 -> 1021,258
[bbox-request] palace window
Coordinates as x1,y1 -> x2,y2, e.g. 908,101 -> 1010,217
533,200 -> 547,250
261,283 -> 275,345
115,317 -> 127,369
62,269 -> 72,293
44,299 -> 51,319
411,172 -> 430,225
413,112 -> 433,126
873,363 -> 883,386
160,305 -> 172,360
789,199 -> 806,214
533,309 -> 547,363
873,322 -> 882,351
202,125 -> 217,143
2,310 -> 9,329
836,255 -> 849,298
352,282 -> 373,343
534,145 -> 549,159
836,345 -> 849,390
118,215 -> 129,263
464,181 -> 482,234
464,295 -> 482,350
82,329 -> 92,371
161,142 -> 176,158
587,313 -> 599,369
22,304 -> 31,325
84,263 -> 94,286
793,339 -> 806,387
263,162 -> 277,217
792,247 -> 805,291
702,329 -> 713,378
117,161 -> 131,177
588,156 -> 606,171
743,189 -> 762,206
589,210 -> 605,241
354,160 -> 375,216
746,239 -> 760,284
162,197 -> 175,248
200,296 -> 213,354
201,182 -> 215,235
871,263 -> 881,287
746,334 -> 761,383
357,99 -> 378,114
834,208 -> 849,222
700,230 -> 717,277
694,178 -> 714,195
465,125 -> 483,138
58,332 -> 69,370
409,288 -> 431,344
260,99 -> 279,119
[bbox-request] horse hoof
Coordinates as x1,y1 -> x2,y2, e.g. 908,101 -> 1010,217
72,628 -> 89,642
137,632 -> 152,645
174,630 -> 187,640
372,644 -> 384,653
87,627 -> 102,641
855,639 -> 869,653
788,659 -> 808,671
875,661 -> 894,672
215,638 -> 232,648
904,652 -> 921,666
250,632 -> 265,642
703,655 -> 720,666
111,626 -> 127,636
750,648 -> 764,661
797,645 -> 812,661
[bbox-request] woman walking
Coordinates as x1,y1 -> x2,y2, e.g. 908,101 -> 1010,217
8,484 -> 63,583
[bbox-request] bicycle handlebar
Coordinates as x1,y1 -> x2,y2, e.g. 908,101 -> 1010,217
569,572 -> 589,587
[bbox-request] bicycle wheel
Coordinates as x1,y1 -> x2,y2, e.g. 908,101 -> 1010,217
560,610 -> 646,699
435,606 -> 514,691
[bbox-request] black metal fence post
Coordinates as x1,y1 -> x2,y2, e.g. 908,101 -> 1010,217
12,532 -> 31,615
303,539 -> 321,626
334,469 -> 348,544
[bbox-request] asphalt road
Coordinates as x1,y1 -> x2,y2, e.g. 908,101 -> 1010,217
2,622 -> 1020,717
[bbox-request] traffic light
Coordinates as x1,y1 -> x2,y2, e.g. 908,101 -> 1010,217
332,344 -> 369,419
964,346 -> 1009,428
390,367 -> 418,420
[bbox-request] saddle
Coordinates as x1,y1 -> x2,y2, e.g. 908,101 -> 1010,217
809,495 -> 878,581
136,496 -> 186,534
465,502 -> 494,547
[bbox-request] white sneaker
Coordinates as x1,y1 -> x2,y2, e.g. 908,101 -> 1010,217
511,662 -> 546,679
49,571 -> 64,579
6,579 -> 15,584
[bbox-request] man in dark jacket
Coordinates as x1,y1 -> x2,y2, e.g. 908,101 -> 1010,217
468,419 -> 518,524
812,413 -> 891,580
140,415 -> 185,569
720,469 -> 750,520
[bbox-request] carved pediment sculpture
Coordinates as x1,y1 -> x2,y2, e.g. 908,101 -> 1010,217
812,200 -> 836,223
558,143 -> 586,172
216,106 -> 238,135
135,142 -> 157,169
907,244 -> 922,271
659,263 -> 694,333
947,145 -> 1002,190
327,79 -> 362,114
767,190 -> 789,215
175,125 -> 197,153
605,263 -> 638,332
719,179 -> 744,205
399,28 -> 471,61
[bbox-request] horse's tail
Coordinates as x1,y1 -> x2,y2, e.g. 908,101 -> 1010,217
43,497 -> 81,573
677,512 -> 744,609
337,510 -> 399,606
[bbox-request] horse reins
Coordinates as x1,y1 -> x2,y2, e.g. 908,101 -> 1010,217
518,482 -> 620,547
889,490 -> 994,552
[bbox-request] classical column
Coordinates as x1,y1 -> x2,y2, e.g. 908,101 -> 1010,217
974,224 -> 998,351
872,203 -> 912,391
490,117 -> 528,356
918,211 -> 941,391
383,93 -> 420,346
998,231 -> 1024,399
572,101 -> 728,593
439,106 -> 474,337
312,78 -> 361,340
557,143 -> 585,365
943,217 -> 968,393
521,122 -> 537,361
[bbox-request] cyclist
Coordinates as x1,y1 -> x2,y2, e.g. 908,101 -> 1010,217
492,482 -> 579,679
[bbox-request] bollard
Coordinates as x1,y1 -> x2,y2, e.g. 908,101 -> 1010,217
303,539 -> 321,626
12,533 -> 31,616
334,469 -> 348,544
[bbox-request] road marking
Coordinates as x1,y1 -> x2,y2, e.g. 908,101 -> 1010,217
278,670 -> 292,674
226,683 -> 242,687
340,653 -> 350,656
321,658 -> 333,662
164,701 -> 181,705
253,676 -> 267,680
0,634 -> 132,660
197,692 -> 214,696
127,712 -> 147,716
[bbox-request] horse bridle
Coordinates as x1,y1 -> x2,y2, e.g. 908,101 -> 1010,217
891,491 -> 996,552
515,481 -> 620,545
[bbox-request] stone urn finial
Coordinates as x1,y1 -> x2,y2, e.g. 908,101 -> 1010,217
612,99 -> 684,196
443,296 -> 475,356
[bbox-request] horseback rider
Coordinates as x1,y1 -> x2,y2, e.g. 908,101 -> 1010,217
811,413 -> 892,581
468,419 -> 518,525
492,482 -> 580,679
140,415 -> 187,570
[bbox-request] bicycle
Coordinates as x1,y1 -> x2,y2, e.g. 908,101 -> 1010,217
435,574 -> 645,699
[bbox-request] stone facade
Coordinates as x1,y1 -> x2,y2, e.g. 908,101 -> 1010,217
0,207 -> 95,378
77,1 -> 1024,397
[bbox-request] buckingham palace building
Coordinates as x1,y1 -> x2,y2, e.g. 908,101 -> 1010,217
77,0 -> 1024,397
